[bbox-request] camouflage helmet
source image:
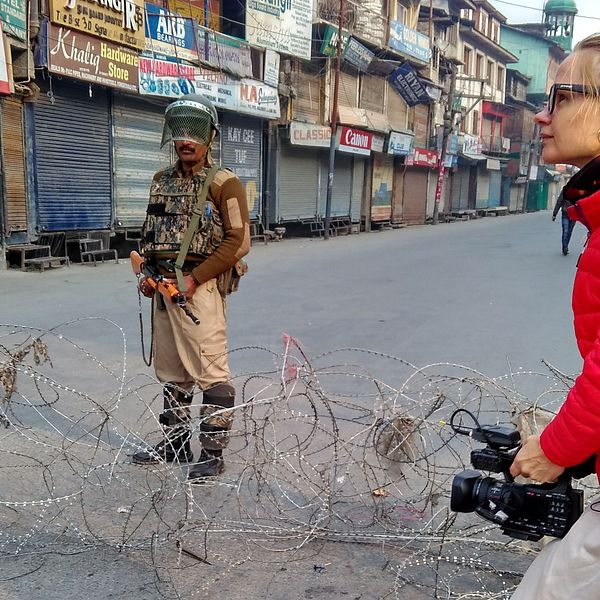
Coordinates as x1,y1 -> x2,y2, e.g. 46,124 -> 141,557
161,94 -> 220,148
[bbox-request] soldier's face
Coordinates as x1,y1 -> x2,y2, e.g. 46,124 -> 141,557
174,140 -> 208,165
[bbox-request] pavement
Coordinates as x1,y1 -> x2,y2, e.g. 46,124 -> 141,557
0,212 -> 584,599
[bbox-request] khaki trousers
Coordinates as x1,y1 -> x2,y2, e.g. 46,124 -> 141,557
511,504 -> 600,599
153,278 -> 229,399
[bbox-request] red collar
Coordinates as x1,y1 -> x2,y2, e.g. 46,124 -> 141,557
566,189 -> 600,232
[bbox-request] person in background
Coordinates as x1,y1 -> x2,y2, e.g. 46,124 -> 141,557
552,190 -> 576,255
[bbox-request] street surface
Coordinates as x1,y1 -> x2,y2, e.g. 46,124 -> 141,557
0,212 -> 586,599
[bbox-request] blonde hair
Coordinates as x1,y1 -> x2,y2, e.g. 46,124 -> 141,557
562,36 -> 600,120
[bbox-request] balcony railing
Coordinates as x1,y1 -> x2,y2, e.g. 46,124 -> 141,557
316,0 -> 386,47
481,135 -> 510,156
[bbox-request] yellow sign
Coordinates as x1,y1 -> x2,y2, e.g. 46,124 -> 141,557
170,0 -> 219,31
49,0 -> 145,50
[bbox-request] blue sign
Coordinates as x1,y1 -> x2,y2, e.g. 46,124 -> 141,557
144,3 -> 198,63
388,62 -> 430,107
389,21 -> 431,63
345,37 -> 374,71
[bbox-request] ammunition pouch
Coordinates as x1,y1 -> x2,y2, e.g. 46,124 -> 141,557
217,259 -> 248,296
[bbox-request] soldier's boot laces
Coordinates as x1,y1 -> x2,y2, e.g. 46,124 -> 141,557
188,449 -> 224,480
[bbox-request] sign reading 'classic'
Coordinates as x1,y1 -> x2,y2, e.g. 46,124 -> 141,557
49,0 -> 145,50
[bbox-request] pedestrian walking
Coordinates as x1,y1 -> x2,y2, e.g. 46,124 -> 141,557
551,190 -> 576,255
133,94 -> 250,480
509,34 -> 600,599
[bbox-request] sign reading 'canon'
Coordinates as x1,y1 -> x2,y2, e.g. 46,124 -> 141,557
337,126 -> 372,156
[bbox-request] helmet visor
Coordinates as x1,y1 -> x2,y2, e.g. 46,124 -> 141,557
161,102 -> 215,148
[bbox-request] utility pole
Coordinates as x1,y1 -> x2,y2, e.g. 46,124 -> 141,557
432,62 -> 457,225
323,0 -> 344,240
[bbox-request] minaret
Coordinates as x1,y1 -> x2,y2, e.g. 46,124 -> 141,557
543,0 -> 578,51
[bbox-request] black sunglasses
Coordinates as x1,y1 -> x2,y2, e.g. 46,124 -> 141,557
547,83 -> 600,113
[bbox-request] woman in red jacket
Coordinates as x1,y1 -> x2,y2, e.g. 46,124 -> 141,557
510,33 -> 600,600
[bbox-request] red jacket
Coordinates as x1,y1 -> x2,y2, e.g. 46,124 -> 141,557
541,189 -> 600,479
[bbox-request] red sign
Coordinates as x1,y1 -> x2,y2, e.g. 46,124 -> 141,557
0,24 -> 12,96
406,147 -> 437,168
337,126 -> 372,156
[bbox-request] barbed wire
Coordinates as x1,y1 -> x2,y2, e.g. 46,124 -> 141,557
0,319 -> 594,599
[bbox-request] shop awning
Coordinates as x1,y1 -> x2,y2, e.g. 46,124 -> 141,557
458,151 -> 487,162
338,105 -> 390,133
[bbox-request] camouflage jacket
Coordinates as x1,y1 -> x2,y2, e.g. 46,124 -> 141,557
140,161 -> 250,285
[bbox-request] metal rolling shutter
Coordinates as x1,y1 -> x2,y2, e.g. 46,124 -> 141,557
221,114 -> 263,220
402,169 -> 427,225
476,171 -> 489,209
292,60 -> 322,123
451,168 -> 470,212
113,94 -> 170,230
34,80 -> 111,231
277,139 -> 319,222
351,157 -> 365,223
488,170 -> 501,207
1,98 -> 27,233
318,152 -> 353,218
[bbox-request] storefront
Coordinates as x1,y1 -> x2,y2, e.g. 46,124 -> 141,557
370,151 -> 394,223
1,97 -> 27,241
387,131 -> 414,223
403,148 -> 437,225
112,94 -> 170,231
487,159 -> 502,208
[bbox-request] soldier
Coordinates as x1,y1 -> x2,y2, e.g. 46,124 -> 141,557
133,94 -> 250,480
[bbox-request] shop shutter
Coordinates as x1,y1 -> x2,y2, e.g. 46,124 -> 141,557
318,151 -> 353,218
351,157 -> 365,223
292,59 -> 323,123
370,154 -> 393,222
220,114 -> 263,220
476,171 -> 489,209
451,168 -> 470,212
337,66 -> 359,109
1,97 -> 27,233
488,170 -> 501,207
33,80 -> 111,231
402,168 -> 428,225
277,139 -> 319,221
112,94 -> 170,230
410,104 -> 430,147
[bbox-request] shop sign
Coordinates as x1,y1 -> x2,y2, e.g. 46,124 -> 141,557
139,54 -> 237,107
387,131 -> 413,155
462,133 -> 482,155
371,134 -> 385,153
197,26 -> 253,78
263,49 -> 279,87
388,62 -> 430,107
320,24 -> 349,57
49,0 -> 145,50
0,24 -> 13,94
0,0 -> 27,41
170,0 -> 219,31
337,126 -> 372,156
239,79 -> 280,119
389,20 -> 431,63
406,147 -> 437,168
344,37 -> 374,71
289,122 -> 331,147
144,3 -> 197,63
246,0 -> 313,60
46,22 -> 139,91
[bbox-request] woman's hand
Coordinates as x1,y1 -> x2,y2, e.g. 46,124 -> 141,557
138,278 -> 155,298
509,434 -> 565,483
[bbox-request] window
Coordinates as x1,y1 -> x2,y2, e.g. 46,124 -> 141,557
463,47 -> 472,75
497,65 -> 505,93
460,107 -> 467,133
476,54 -> 483,80
472,110 -> 480,136
487,60 -> 494,85
394,1 -> 407,23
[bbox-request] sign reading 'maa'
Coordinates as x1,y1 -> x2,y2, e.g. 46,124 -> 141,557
49,0 -> 145,50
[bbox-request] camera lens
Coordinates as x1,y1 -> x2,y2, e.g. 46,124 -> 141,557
451,470 -> 483,512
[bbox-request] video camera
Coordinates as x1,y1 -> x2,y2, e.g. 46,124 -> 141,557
450,410 -> 590,542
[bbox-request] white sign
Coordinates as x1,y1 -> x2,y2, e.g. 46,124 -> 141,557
289,122 -> 331,147
463,134 -> 482,155
387,131 -> 413,155
264,49 -> 280,87
0,24 -> 12,96
246,0 -> 313,60
371,134 -> 385,153
239,79 -> 281,119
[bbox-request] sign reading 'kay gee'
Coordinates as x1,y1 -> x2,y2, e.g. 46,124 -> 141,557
49,0 -> 145,50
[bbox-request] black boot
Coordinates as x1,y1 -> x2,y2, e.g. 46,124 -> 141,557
132,430 -> 194,464
188,449 -> 224,480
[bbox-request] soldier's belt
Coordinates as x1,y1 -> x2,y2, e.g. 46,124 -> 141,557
149,258 -> 204,275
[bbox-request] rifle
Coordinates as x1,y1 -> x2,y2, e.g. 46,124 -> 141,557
130,251 -> 200,325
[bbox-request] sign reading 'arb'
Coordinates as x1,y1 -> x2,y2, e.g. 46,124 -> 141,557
337,126 -> 372,156
49,0 -> 145,50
